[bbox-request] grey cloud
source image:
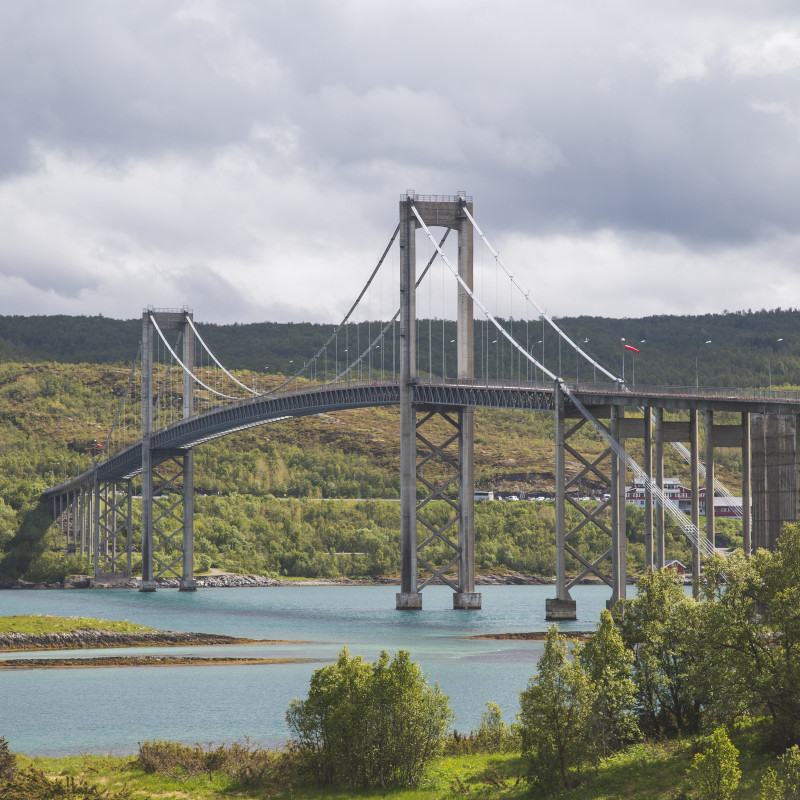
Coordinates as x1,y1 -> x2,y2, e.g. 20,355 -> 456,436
3,0 -> 800,322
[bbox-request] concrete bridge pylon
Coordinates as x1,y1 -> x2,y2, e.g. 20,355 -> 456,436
397,193 -> 480,610
140,308 -> 196,592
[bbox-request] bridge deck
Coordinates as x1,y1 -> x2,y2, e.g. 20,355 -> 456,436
43,380 -> 800,497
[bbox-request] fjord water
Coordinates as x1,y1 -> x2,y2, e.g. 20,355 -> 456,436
0,584 -> 611,756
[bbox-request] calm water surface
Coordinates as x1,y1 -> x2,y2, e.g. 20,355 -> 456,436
0,584 -> 612,756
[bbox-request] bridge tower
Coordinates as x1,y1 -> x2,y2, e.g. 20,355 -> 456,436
140,308 -> 196,592
397,193 -> 480,610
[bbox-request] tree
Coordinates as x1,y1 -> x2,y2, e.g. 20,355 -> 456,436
474,702 -> 512,753
620,568 -> 710,736
579,608 -> 640,758
687,726 -> 741,800
704,525 -> 800,749
286,646 -> 452,789
761,745 -> 800,800
518,625 -> 592,793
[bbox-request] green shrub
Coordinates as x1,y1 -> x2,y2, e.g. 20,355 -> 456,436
687,727 -> 741,800
0,736 -> 18,781
137,740 -> 213,781
761,744 -> 800,800
136,738 -> 298,789
0,766 -> 137,799
287,646 -> 453,788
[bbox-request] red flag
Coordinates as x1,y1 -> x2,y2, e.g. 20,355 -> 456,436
624,344 -> 640,353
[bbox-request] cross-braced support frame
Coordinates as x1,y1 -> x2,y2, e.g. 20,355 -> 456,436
548,396 -> 619,619
93,479 -> 133,579
412,407 -> 478,605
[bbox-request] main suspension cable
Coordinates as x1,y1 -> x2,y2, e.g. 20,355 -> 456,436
149,314 -> 241,401
461,204 -> 618,383
411,200 -> 708,552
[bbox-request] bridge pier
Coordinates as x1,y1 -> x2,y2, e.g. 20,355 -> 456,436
397,193 -> 480,610
751,413 -> 799,550
140,308 -> 197,591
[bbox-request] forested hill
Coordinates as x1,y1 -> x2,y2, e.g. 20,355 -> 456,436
0,307 -> 798,388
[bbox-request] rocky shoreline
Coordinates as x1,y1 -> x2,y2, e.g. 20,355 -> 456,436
0,570 -> 557,590
467,631 -> 595,641
0,630 -> 297,653
0,655 -> 321,669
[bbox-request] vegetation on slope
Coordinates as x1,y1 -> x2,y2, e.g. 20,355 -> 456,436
2,304 -> 778,582
0,353 -> 749,582
0,615 -> 155,636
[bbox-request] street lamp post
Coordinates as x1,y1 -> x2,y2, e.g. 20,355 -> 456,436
769,337 -> 784,395
695,340 -> 712,391
632,340 -> 645,387
621,338 -> 626,383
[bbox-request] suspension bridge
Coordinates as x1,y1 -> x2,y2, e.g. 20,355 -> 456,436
43,193 -> 800,618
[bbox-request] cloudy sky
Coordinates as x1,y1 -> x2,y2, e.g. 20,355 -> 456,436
2,0 -> 800,324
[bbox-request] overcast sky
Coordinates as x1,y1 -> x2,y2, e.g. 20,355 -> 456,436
2,1 -> 800,325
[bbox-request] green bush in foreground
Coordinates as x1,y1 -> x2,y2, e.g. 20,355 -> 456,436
287,646 -> 453,789
687,726 -> 741,800
0,766 -> 138,800
137,738 -> 298,788
761,744 -> 800,799
0,736 -> 18,781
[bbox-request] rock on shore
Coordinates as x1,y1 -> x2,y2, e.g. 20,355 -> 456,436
0,570 -> 555,590
0,630 -> 278,652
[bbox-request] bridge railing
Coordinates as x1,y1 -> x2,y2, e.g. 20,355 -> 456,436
574,383 -> 800,403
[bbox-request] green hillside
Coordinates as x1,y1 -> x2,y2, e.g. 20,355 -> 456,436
0,307 -> 798,387
0,306 -> 777,583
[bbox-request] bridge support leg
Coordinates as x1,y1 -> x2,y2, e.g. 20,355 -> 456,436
140,309 -> 156,591
397,196 -> 421,610
180,319 -> 197,591
644,407 -> 653,571
180,451 -> 197,591
548,382 -> 576,620
742,412 -> 751,554
705,410 -> 715,553
609,406 -> 627,608
690,410 -> 700,596
654,408 -> 665,569
454,407 -> 480,609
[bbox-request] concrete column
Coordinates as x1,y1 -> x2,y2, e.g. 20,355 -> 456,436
71,490 -> 77,553
180,312 -> 197,591
742,412 -> 751,554
690,409 -> 700,596
111,483 -> 117,568
126,478 -> 133,577
397,199 -> 421,609
547,382 -> 576,620
454,201 -> 479,610
80,486 -> 87,557
704,410 -> 715,552
616,407 -> 627,602
456,200 -> 474,382
609,406 -> 628,606
454,408 -> 480,609
654,408 -> 665,569
92,474 -> 100,579
140,311 -> 156,592
644,406 -> 653,571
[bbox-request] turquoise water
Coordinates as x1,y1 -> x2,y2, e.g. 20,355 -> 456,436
0,584 -> 611,756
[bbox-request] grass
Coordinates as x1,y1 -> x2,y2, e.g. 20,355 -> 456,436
0,615 -> 157,636
17,752 -> 528,800
8,728 -> 783,800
